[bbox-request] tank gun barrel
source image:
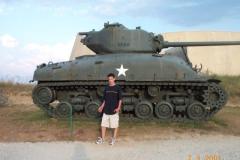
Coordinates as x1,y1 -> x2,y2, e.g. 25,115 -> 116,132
153,34 -> 240,52
162,41 -> 240,48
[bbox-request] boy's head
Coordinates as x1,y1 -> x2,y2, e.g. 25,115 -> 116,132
107,73 -> 116,85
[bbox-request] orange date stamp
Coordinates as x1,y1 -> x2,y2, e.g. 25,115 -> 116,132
187,154 -> 221,160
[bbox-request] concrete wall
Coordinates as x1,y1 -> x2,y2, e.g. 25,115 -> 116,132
163,32 -> 240,75
70,32 -> 240,75
69,35 -> 95,60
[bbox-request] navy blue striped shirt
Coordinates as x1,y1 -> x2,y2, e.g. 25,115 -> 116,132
102,84 -> 122,115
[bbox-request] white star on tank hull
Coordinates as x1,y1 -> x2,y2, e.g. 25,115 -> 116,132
116,64 -> 128,77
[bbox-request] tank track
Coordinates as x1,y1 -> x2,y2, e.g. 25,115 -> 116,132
32,81 -> 227,122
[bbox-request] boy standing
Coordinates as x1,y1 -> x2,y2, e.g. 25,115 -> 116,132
96,73 -> 122,145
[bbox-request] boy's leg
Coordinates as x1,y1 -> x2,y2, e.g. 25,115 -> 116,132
96,114 -> 109,144
113,127 -> 118,139
110,113 -> 119,133
101,127 -> 107,140
101,113 -> 110,140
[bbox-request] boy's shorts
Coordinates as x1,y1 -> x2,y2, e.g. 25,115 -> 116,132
101,113 -> 119,128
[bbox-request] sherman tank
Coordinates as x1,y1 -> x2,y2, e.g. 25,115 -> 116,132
31,22 -> 240,121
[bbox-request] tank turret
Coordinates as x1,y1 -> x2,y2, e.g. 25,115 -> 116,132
80,22 -> 240,54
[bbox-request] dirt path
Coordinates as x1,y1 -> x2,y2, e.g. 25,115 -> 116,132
0,135 -> 239,160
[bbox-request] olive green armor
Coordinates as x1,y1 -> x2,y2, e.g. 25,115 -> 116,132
32,22 -> 240,121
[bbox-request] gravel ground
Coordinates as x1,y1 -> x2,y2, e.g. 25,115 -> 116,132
0,135 -> 240,160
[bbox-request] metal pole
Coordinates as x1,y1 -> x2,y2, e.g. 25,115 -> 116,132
69,105 -> 73,140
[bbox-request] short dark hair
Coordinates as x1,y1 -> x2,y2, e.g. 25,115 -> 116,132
107,73 -> 115,78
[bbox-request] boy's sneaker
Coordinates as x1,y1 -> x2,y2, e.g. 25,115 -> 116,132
109,137 -> 116,145
95,137 -> 104,144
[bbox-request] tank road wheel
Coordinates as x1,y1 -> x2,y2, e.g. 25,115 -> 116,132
85,101 -> 101,118
187,102 -> 206,120
134,101 -> 153,119
56,102 -> 72,118
32,86 -> 55,105
155,101 -> 174,120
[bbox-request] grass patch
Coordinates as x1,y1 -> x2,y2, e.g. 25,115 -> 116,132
9,109 -> 191,129
12,110 -> 229,130
12,110 -> 49,122
209,117 -> 228,127
173,121 -> 206,129
0,81 -> 33,96
221,106 -> 240,115
10,108 -> 100,128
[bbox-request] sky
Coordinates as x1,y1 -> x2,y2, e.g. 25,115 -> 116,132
0,0 -> 240,82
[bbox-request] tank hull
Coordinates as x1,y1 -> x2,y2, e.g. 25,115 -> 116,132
32,53 -> 227,121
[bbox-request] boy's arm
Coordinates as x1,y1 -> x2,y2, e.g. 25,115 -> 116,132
114,100 -> 122,113
98,100 -> 105,112
114,86 -> 123,113
118,100 -> 122,108
98,87 -> 106,112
